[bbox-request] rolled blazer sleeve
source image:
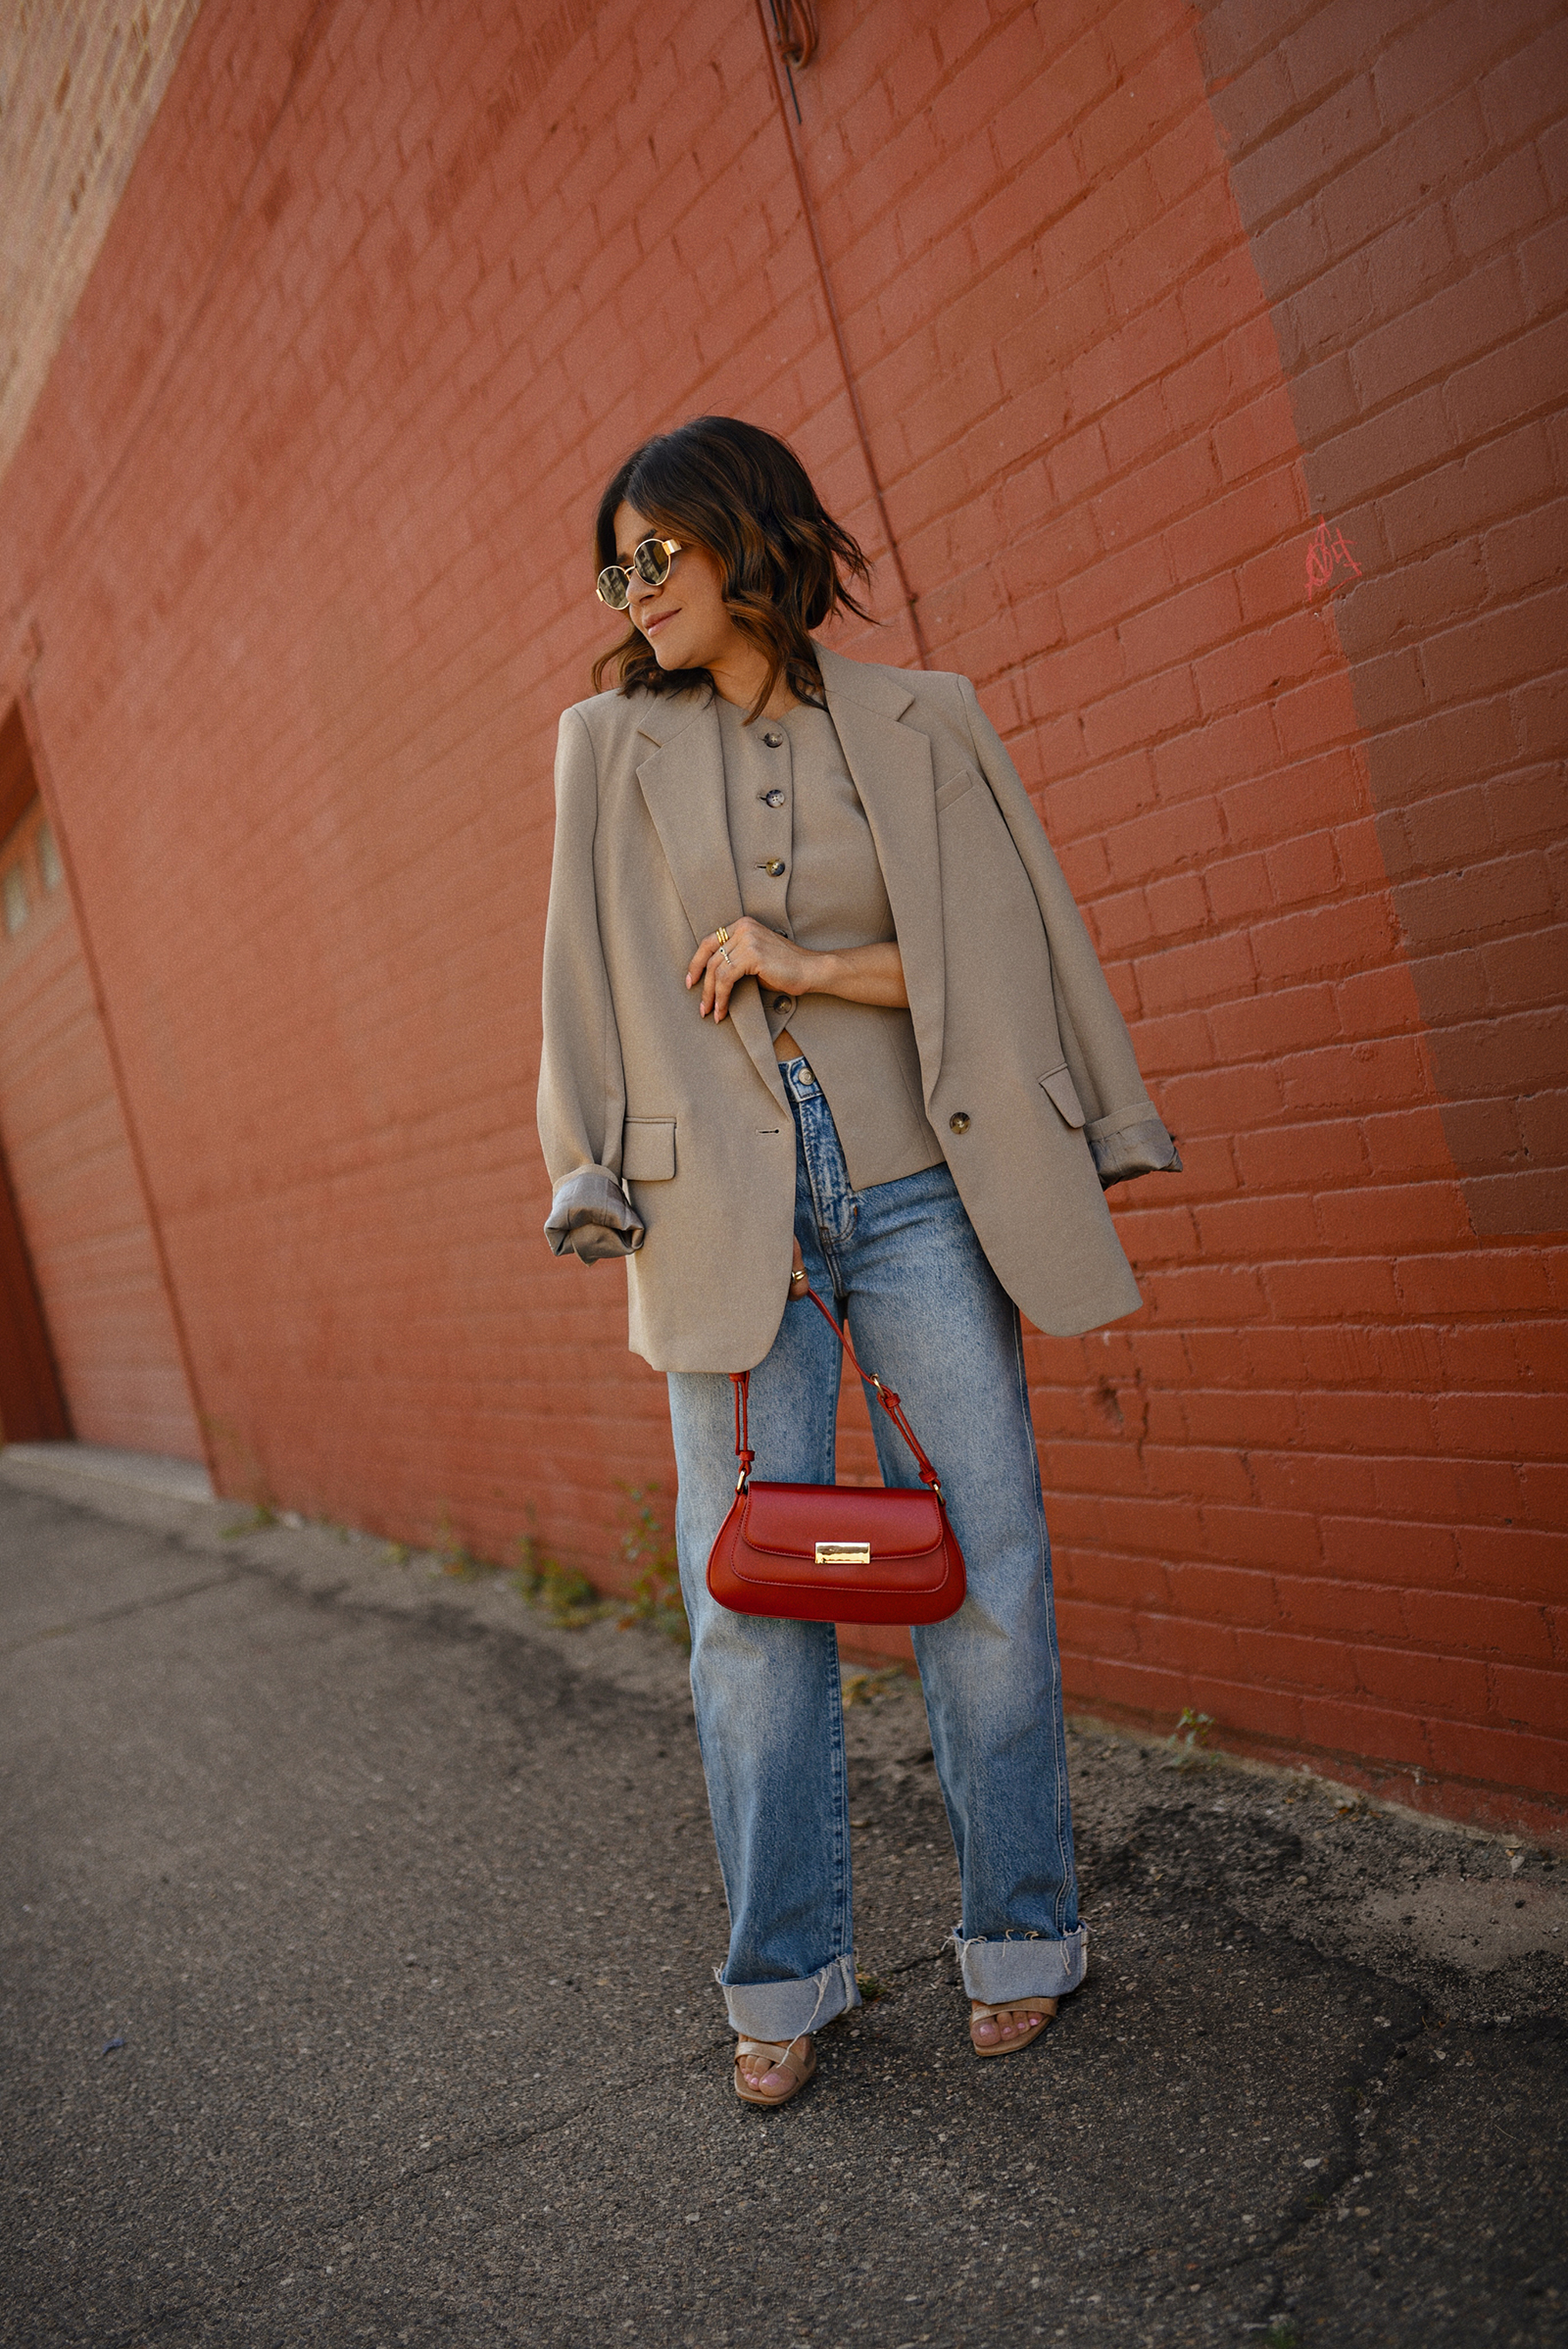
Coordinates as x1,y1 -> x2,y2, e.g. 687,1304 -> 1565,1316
956,676 -> 1181,1189
536,708 -> 645,1260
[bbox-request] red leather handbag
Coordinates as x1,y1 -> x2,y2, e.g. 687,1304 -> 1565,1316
706,1288 -> 966,1626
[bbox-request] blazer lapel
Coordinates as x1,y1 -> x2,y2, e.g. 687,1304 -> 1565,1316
635,693 -> 787,1106
816,645 -> 948,1101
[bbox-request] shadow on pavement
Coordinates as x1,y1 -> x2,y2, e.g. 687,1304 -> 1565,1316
0,1473 -> 1563,2347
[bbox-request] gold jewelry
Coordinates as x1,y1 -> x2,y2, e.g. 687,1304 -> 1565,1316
789,1268 -> 807,1285
715,925 -> 730,946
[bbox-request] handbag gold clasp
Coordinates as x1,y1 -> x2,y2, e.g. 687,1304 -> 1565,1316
815,1541 -> 871,1565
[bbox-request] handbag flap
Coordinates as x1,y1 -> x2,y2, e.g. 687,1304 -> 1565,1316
727,1484 -> 948,1596
739,1480 -> 945,1567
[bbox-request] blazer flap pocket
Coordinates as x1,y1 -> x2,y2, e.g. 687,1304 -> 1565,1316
1039,1063 -> 1087,1129
622,1117 -> 676,1182
934,765 -> 982,812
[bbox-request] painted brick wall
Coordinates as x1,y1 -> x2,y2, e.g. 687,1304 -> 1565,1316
0,791 -> 200,1457
1197,0 -> 1568,1237
0,0 -> 1562,1835
0,0 -> 202,483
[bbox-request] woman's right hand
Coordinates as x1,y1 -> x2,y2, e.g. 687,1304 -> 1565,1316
686,921 -> 908,1024
687,917 -> 814,1025
788,1238 -> 808,1299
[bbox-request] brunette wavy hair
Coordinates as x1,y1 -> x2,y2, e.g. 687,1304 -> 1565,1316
590,416 -> 873,721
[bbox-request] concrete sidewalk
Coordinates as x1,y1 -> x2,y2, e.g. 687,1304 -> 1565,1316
0,1459 -> 1563,2349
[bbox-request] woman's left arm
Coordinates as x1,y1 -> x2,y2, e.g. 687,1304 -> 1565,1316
686,923 -> 906,1023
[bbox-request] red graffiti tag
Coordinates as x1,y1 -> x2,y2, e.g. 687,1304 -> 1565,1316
1305,516 -> 1362,601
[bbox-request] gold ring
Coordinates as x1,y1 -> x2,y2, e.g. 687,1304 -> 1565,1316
790,1268 -> 807,1285
715,925 -> 730,946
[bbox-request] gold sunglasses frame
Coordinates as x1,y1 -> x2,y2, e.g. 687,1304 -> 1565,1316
596,536 -> 684,610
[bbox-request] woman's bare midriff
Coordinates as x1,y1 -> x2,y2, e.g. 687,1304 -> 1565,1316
775,1028 -> 803,1061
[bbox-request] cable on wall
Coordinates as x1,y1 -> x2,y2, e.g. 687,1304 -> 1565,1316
767,0 -> 819,71
754,2 -> 929,669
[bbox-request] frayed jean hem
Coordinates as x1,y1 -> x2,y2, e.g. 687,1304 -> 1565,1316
951,1923 -> 1089,2003
718,1953 -> 860,2042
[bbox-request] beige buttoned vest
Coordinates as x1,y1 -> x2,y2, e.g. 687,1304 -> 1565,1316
715,693 -> 944,1191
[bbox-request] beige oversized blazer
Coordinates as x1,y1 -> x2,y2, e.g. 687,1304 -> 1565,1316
537,644 -> 1178,1373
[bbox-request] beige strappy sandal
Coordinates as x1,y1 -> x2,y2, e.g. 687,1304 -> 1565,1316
969,1998 -> 1057,2057
734,2032 -> 817,2106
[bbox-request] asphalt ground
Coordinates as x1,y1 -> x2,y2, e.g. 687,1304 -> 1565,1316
1,1470 -> 1564,2349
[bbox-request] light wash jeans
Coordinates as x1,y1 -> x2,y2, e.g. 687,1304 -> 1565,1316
667,1056 -> 1086,2044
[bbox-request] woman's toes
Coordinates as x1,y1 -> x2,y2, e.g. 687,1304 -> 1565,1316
971,2004 -> 1046,2048
739,2044 -> 800,2097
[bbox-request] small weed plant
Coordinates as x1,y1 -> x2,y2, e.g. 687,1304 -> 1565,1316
511,1510 -> 601,1628
615,1483 -> 689,1646
842,1667 -> 906,1707
220,1503 -> 277,1540
1173,1705 -> 1215,1761
433,1507 -> 493,1580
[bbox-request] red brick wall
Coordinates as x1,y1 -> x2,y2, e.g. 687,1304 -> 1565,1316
0,0 -> 1562,1834
0,785 -> 201,1457
1196,0 -> 1568,1237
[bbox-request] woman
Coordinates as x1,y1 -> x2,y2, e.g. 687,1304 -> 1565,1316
537,417 -> 1177,2106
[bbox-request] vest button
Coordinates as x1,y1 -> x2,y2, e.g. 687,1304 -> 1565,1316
762,858 -> 786,877
773,994 -> 793,1012
762,788 -> 785,807
762,731 -> 784,748
949,1111 -> 971,1134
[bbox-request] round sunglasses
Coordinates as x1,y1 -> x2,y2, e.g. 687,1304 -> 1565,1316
596,536 -> 684,611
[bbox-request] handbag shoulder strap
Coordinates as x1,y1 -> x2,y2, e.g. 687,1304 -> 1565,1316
730,1287 -> 944,1496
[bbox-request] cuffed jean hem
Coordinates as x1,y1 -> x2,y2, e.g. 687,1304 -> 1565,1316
952,1924 -> 1089,2004
717,1953 -> 861,2043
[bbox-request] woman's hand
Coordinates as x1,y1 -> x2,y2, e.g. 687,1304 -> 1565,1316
687,917 -> 811,1023
686,921 -> 909,1023
788,1237 -> 808,1299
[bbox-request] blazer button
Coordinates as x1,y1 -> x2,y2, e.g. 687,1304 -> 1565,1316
762,858 -> 786,877
761,788 -> 785,807
773,994 -> 793,1012
949,1111 -> 971,1133
762,731 -> 784,748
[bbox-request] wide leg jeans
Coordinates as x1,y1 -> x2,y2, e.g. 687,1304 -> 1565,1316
667,1057 -> 1086,2043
